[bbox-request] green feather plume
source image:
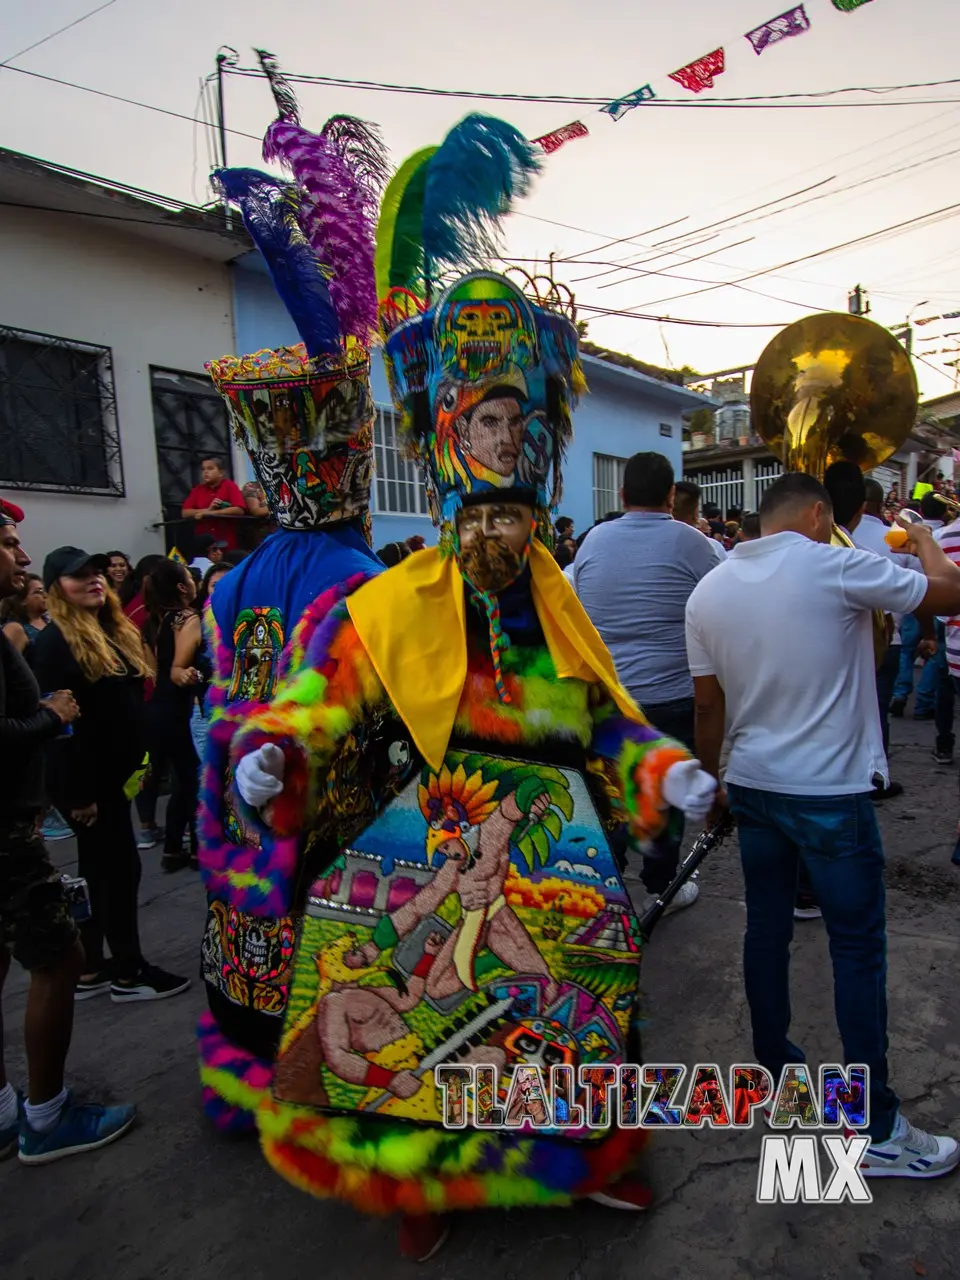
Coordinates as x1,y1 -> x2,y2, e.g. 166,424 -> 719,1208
375,146 -> 437,301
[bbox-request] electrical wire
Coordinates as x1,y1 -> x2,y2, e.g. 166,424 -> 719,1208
0,0 -> 119,68
0,198 -> 240,234
576,304 -> 788,328
510,106 -> 960,286
0,64 -> 261,141
561,181 -> 831,265
583,143 -> 960,299
225,63 -> 960,109
615,201 -> 960,313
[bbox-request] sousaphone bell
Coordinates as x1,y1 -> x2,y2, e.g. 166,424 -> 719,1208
750,313 -> 919,665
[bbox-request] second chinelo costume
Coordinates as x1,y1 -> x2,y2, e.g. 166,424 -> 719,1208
196,58 -> 389,1131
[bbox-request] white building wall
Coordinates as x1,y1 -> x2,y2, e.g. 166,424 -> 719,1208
0,207 -> 236,569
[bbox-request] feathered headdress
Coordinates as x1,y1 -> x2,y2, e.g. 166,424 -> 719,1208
373,116 -> 583,534
257,49 -> 387,345
376,114 -> 541,313
205,56 -> 388,536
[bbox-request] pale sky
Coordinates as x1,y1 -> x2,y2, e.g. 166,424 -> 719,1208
2,0 -> 959,397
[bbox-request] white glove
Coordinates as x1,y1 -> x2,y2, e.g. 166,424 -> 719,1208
663,759 -> 717,823
235,743 -> 285,808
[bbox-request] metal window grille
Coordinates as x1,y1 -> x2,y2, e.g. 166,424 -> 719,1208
755,459 -> 783,500
150,368 -> 233,551
0,324 -> 123,496
372,404 -> 430,516
686,466 -> 744,516
593,453 -> 627,522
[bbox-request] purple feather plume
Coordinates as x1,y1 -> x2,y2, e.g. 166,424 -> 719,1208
263,118 -> 385,344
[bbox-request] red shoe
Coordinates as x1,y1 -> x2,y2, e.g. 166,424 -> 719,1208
398,1213 -> 451,1262
588,1176 -> 653,1211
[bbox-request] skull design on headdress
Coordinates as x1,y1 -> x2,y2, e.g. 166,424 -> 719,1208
381,272 -> 582,537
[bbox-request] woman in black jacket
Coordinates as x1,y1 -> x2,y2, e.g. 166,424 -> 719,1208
33,547 -> 189,1003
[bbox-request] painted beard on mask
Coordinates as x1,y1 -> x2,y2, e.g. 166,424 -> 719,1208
459,536 -> 525,595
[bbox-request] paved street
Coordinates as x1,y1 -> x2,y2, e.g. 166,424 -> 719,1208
2,714 -> 959,1280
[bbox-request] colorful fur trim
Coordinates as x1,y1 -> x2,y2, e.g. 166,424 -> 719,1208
197,1012 -> 274,1133
258,1098 -> 647,1215
198,573 -> 371,917
592,709 -> 691,848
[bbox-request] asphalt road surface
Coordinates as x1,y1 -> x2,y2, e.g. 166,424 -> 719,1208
2,714 -> 959,1280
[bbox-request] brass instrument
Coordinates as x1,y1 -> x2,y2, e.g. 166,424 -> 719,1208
751,313 -> 919,666
927,491 -> 960,522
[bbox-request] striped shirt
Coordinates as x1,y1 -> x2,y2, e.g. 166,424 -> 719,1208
937,518 -> 960,676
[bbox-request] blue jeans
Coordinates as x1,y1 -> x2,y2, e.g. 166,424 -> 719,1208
875,642 -> 901,757
895,614 -> 940,711
727,784 -> 899,1141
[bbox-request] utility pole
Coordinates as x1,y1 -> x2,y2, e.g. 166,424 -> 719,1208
848,284 -> 870,317
214,47 -> 238,228
891,324 -> 913,357
214,47 -> 238,168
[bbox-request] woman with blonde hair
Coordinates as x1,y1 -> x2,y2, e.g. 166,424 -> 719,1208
33,547 -> 189,1003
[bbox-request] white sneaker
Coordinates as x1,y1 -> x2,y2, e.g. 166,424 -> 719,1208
859,1113 -> 960,1179
663,880 -> 699,915
793,904 -> 822,921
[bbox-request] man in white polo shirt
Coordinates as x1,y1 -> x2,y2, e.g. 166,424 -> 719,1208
686,472 -> 960,1178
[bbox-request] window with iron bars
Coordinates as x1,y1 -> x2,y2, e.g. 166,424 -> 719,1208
372,404 -> 430,516
0,325 -> 123,496
686,466 -> 743,517
593,453 -> 627,522
755,459 -> 783,500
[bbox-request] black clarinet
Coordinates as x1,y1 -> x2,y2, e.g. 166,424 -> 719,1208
637,812 -> 734,942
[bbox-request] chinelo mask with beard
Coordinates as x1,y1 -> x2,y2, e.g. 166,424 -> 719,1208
455,500 -> 536,705
456,501 -> 535,595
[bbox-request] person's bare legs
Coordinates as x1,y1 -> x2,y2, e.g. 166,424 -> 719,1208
23,939 -> 83,1103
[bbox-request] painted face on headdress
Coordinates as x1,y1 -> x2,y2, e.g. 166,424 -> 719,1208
208,345 -> 374,534
382,272 -> 581,533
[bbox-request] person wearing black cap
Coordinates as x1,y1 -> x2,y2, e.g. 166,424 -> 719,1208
189,534 -> 226,576
0,515 -> 137,1162
32,547 -> 189,1003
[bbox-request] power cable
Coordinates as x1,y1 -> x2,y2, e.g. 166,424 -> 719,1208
0,0 -> 119,68
225,63 -> 960,109
0,197 -> 241,234
598,107 -> 960,270
0,63 -> 261,141
561,181 -> 832,264
615,201 -> 960,313
588,143 -> 960,297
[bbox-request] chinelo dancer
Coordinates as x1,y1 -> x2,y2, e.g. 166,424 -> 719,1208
195,54 -> 387,1132
229,115 -> 716,1261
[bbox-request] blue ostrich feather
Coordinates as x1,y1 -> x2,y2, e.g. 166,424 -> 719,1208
422,115 -> 542,284
213,167 -> 342,359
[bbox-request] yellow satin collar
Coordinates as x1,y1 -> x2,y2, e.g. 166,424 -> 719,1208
346,540 -> 641,770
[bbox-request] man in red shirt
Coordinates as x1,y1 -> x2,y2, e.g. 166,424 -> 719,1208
182,457 -> 247,550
